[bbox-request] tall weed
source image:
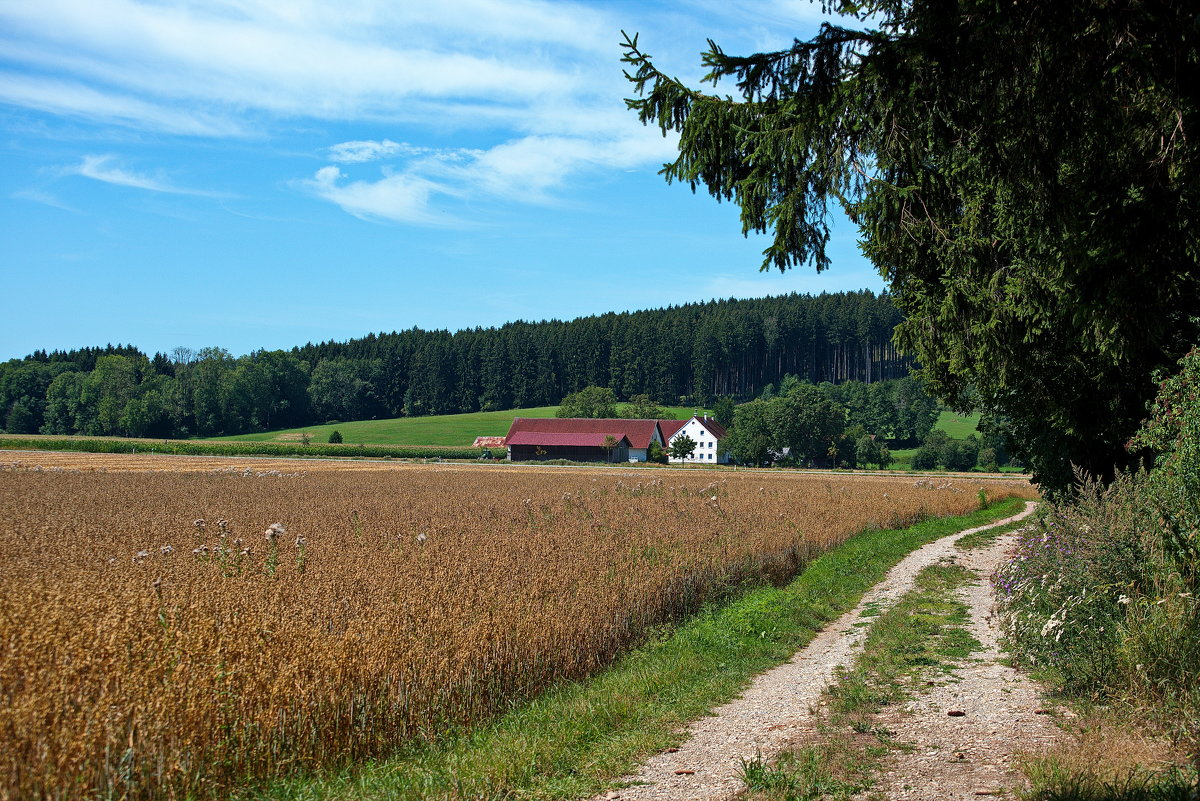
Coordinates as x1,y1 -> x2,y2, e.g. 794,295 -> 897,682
997,346 -> 1200,774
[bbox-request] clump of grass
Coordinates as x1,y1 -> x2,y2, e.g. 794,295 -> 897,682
956,518 -> 1032,551
741,738 -> 881,801
1018,712 -> 1197,801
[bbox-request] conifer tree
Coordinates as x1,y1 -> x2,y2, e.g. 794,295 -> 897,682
621,3 -> 1200,493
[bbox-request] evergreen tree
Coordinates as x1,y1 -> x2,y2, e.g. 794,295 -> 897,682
621,4 -> 1200,493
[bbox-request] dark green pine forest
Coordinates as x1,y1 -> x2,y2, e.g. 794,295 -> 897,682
0,290 -> 912,439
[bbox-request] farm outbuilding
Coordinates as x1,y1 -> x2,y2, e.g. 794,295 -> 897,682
503,418 -> 664,462
504,430 -> 631,462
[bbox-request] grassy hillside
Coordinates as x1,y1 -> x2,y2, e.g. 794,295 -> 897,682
887,410 -> 981,469
208,405 -> 707,447
934,410 -> 981,438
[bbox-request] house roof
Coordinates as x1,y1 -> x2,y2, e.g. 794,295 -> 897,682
472,436 -> 506,448
506,431 -> 630,448
695,416 -> 728,439
666,415 -> 728,441
658,419 -> 687,441
505,417 -> 661,449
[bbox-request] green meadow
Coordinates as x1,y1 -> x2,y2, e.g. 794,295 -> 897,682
886,410 -> 980,469
207,405 -> 707,447
932,410 -> 981,439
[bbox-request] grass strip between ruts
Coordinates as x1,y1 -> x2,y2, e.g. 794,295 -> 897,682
243,497 -> 1030,801
740,561 -> 980,800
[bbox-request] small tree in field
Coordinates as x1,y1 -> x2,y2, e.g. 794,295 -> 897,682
669,434 -> 697,461
877,444 -> 893,470
601,434 -> 619,462
328,430 -> 343,444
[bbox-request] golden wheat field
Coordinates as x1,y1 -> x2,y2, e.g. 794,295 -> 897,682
0,452 -> 1037,800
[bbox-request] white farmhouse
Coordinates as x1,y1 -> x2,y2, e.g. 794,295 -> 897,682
664,415 -> 730,464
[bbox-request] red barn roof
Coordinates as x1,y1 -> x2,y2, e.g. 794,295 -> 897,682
658,419 -> 687,441
506,432 -> 630,448
472,436 -> 506,448
505,417 -> 662,449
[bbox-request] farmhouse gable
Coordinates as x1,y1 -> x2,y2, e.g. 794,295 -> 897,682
666,415 -> 730,464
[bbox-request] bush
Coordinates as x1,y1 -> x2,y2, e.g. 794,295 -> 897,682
911,445 -> 938,470
998,345 -> 1200,751
995,471 -> 1156,693
942,437 -> 980,471
328,430 -> 343,444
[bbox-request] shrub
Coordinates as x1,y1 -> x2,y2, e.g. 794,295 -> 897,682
328,430 -> 343,444
911,446 -> 938,471
998,345 -> 1200,754
995,471 -> 1155,693
942,437 -> 980,471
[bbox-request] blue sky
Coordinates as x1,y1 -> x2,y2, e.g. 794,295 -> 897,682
0,0 -> 885,362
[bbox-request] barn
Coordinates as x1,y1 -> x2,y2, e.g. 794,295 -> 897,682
503,418 -> 664,462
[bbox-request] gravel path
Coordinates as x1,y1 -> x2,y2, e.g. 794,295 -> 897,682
868,518 -> 1063,800
594,502 -> 1040,801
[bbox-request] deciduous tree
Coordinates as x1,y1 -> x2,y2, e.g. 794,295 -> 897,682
668,433 -> 697,461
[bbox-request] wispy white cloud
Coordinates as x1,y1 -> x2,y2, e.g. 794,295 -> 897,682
0,72 -> 244,136
327,139 -> 404,164
11,187 -> 80,212
0,0 -> 616,133
305,128 -> 678,223
300,165 -> 456,226
66,154 -> 216,195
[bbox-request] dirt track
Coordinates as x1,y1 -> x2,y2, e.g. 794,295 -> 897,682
593,502 -> 1047,801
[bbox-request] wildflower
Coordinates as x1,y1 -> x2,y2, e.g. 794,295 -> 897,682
417,533 -> 428,545
294,536 -> 307,548
1040,618 -> 1063,637
1117,595 -> 1132,605
193,519 -> 206,531
265,522 -> 286,543
160,545 -> 174,555
134,549 -> 150,560
192,545 -> 208,556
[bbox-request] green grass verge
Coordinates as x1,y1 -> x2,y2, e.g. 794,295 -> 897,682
956,517 -> 1031,551
0,434 -> 485,460
240,498 -> 1029,801
206,405 -> 707,447
206,406 -> 558,445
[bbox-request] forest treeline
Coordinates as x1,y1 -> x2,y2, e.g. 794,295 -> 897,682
0,291 -> 913,438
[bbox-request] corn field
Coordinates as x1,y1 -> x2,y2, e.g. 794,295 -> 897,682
0,454 -> 1037,799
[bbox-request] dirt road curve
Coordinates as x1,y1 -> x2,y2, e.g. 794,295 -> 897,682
594,502 -> 1046,801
